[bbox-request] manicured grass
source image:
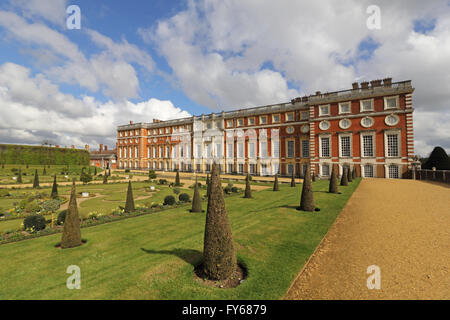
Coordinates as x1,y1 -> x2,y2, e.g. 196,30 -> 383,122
0,178 -> 361,299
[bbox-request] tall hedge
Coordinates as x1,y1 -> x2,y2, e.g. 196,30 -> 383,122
422,146 -> 450,170
0,144 -> 89,165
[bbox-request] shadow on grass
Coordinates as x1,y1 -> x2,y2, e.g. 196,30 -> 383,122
141,248 -> 202,266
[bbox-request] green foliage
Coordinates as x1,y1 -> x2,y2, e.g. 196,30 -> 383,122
124,181 -> 135,214
0,189 -> 10,197
173,187 -> 181,195
0,144 -> 89,165
191,178 -> 202,213
148,170 -> 157,180
158,179 -> 168,185
163,195 -> 176,206
299,165 -> 315,212
41,199 -> 61,213
178,193 -> 190,202
24,200 -> 41,214
61,181 -> 82,248
57,210 -> 67,225
17,168 -> 23,183
175,170 -> 181,186
273,174 -> 279,191
422,146 -> 450,170
51,175 -> 58,199
80,171 -> 92,184
23,214 -> 46,232
33,170 -> 40,188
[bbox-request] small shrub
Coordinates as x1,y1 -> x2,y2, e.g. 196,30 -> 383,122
231,187 -> 238,193
24,200 -> 41,214
148,170 -> 157,179
158,179 -> 168,185
57,210 -> 67,225
163,195 -> 176,206
124,169 -> 130,173
173,187 -> 181,195
23,214 -> 46,232
179,193 -> 190,202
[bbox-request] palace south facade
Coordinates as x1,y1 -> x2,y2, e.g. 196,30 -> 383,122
117,78 -> 415,179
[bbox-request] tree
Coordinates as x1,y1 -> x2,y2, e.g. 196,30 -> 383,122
290,172 -> 296,187
328,165 -> 338,194
94,167 -> 97,175
347,166 -> 353,182
206,174 -> 210,197
273,174 -> 279,191
33,169 -> 40,188
51,175 -> 58,199
103,174 -> 108,184
80,171 -> 92,184
312,174 -> 316,182
148,170 -> 157,180
340,167 -> 348,186
61,180 -> 82,248
203,162 -> 237,280
43,166 -> 47,176
244,174 -> 252,198
124,181 -> 135,213
422,146 -> 450,170
298,164 -> 315,212
109,168 -> 111,176
175,169 -> 181,186
191,178 -> 202,213
352,167 -> 357,179
17,168 -> 23,184
42,199 -> 60,229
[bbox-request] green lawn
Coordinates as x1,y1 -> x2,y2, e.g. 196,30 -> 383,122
0,178 -> 360,299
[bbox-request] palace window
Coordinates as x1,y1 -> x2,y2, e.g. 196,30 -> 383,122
300,111 -> 309,120
228,163 -> 233,173
340,135 -> 351,157
364,164 -> 374,178
287,140 -> 295,158
227,143 -> 233,157
237,119 -> 244,127
319,105 -> 330,116
248,117 -> 255,125
260,141 -> 268,158
260,116 -> 267,124
197,144 -> 202,158
302,140 -> 310,158
362,134 -> 374,157
216,143 -> 222,158
360,99 -> 374,112
238,164 -> 244,174
226,120 -> 233,127
385,114 -> 399,126
248,142 -> 256,158
339,102 -> 351,114
387,134 -> 399,157
286,112 -> 294,122
361,117 -> 374,128
250,164 -> 256,174
384,96 -> 399,109
388,164 -> 399,179
272,140 -> 280,158
321,164 -> 330,176
272,114 -> 280,123
320,136 -> 330,157
237,142 -> 244,158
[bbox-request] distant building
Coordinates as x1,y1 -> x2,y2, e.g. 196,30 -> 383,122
116,78 -> 415,179
89,144 -> 117,169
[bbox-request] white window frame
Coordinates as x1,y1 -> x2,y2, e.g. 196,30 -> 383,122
227,143 -> 233,158
259,116 -> 267,124
260,141 -> 268,158
272,114 -> 280,123
226,120 -> 233,128
338,133 -> 352,158
272,140 -> 280,158
388,164 -> 400,179
286,112 -> 295,122
320,163 -> 330,177
361,116 -> 374,128
384,130 -> 401,158
301,140 -> 310,158
248,117 -> 255,125
319,134 -> 331,158
300,111 -> 309,120
318,104 -> 330,116
237,142 -> 244,158
360,99 -> 374,112
384,95 -> 399,110
338,101 -> 351,114
286,139 -> 295,158
360,132 -> 376,158
237,118 -> 244,127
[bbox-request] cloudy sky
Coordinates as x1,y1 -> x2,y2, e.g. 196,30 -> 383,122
0,0 -> 449,156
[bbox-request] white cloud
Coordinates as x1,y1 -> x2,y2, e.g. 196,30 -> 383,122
8,0 -> 68,27
0,10 -> 155,101
0,63 -> 191,148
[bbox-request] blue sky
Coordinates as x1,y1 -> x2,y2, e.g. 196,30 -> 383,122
0,0 -> 449,156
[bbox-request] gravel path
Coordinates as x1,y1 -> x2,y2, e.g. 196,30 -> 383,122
285,179 -> 450,300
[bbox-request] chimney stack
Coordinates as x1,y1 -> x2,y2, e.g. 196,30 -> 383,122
360,81 -> 369,89
352,82 -> 359,90
99,144 -> 103,152
129,120 -> 134,125
105,145 -> 108,151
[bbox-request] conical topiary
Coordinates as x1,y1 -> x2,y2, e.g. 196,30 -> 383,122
273,174 -> 279,191
109,168 -> 111,176
61,180 -> 82,249
43,167 -> 47,175
191,178 -> 202,213
175,169 -> 181,186
33,169 -> 39,188
348,166 -> 353,182
17,168 -> 23,183
340,167 -> 349,186
203,162 -> 237,280
328,165 -> 338,194
51,175 -> 58,199
352,167 -> 357,179
94,167 -> 97,175
312,173 -> 316,182
290,172 -> 296,187
124,181 -> 135,213
244,174 -> 252,198
103,174 -> 108,184
206,174 -> 210,197
299,164 -> 315,211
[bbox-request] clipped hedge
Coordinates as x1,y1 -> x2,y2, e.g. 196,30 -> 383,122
0,144 -> 89,165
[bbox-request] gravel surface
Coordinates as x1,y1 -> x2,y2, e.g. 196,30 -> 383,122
285,179 -> 450,300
